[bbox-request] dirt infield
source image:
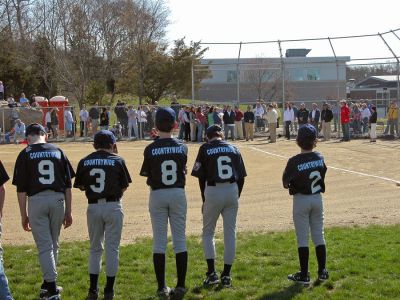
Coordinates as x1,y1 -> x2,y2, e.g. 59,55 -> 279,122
1,138 -> 399,245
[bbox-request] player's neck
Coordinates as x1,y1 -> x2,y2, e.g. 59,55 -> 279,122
158,132 -> 172,139
301,149 -> 313,154
97,148 -> 114,154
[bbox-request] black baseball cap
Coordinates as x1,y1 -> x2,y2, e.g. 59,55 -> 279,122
25,123 -> 46,137
155,107 -> 176,132
297,124 -> 317,141
206,124 -> 222,138
94,130 -> 116,145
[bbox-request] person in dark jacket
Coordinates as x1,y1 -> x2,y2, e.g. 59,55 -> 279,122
369,106 -> 377,142
320,103 -> 333,141
223,105 -> 236,140
297,103 -> 309,127
114,101 -> 128,137
244,105 -> 255,141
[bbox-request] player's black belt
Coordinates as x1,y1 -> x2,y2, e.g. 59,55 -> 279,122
207,179 -> 236,186
151,186 -> 184,191
89,197 -> 120,204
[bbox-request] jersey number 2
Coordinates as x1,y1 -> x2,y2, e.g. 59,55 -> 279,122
38,160 -> 55,184
217,156 -> 233,180
161,160 -> 177,185
309,171 -> 322,194
90,169 -> 106,193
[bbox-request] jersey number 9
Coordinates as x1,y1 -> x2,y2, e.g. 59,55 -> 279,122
38,160 -> 55,185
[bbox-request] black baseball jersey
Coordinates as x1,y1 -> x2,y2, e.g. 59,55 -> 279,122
140,138 -> 187,189
74,150 -> 132,202
191,140 -> 247,183
282,151 -> 327,195
12,143 -> 75,196
0,161 -> 10,186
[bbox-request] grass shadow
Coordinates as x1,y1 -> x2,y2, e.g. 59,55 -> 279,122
258,283 -> 305,300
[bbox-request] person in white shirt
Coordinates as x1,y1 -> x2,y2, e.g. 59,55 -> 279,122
127,105 -> 139,140
360,103 -> 371,135
254,101 -> 265,132
283,102 -> 295,140
137,106 -> 147,139
79,105 -> 89,137
266,104 -> 278,143
64,107 -> 74,137
45,109 -> 54,137
13,119 -> 25,144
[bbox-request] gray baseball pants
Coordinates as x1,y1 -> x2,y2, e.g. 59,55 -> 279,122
28,190 -> 65,282
293,193 -> 325,248
87,201 -> 124,277
149,188 -> 187,254
203,182 -> 239,265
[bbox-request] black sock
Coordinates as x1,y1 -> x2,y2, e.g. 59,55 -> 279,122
175,251 -> 188,288
221,264 -> 232,277
206,259 -> 215,274
46,281 -> 57,295
104,276 -> 115,293
89,274 -> 99,292
315,244 -> 327,273
153,253 -> 166,290
41,281 -> 47,289
298,247 -> 309,276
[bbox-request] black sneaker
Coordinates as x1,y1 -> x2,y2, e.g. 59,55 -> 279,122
40,286 -> 63,300
203,272 -> 220,286
86,289 -> 98,300
170,286 -> 187,300
103,289 -> 114,300
220,275 -> 232,288
318,269 -> 329,281
156,287 -> 171,299
287,271 -> 310,285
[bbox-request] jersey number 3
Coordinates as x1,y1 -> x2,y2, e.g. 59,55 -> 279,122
90,169 -> 106,193
161,160 -> 177,185
309,171 -> 322,194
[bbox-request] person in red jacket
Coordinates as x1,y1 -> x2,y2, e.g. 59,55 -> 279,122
340,100 -> 351,141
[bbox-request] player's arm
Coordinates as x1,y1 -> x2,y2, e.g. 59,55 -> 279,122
282,160 -> 293,189
198,178 -> 206,203
17,192 -> 30,231
237,177 -> 245,197
0,185 -> 5,218
63,188 -> 73,229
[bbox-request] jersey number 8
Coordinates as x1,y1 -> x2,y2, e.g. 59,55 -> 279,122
161,160 -> 177,185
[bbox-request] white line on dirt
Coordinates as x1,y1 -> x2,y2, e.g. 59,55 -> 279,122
249,146 -> 400,185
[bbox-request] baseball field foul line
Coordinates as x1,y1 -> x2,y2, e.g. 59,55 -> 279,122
249,146 -> 400,186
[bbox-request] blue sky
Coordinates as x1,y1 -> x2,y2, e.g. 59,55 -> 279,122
166,0 -> 400,62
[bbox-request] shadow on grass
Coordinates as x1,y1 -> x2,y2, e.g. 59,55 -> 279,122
258,283 -> 304,300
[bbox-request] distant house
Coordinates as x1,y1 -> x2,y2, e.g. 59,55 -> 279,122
196,49 -> 350,103
349,75 -> 400,103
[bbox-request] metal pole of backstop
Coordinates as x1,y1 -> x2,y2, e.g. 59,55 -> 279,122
278,40 -> 285,126
191,59 -> 195,105
236,42 -> 242,105
390,30 -> 400,104
328,37 -> 341,138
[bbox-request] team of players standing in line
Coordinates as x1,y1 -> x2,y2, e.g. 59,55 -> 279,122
0,106 -> 329,300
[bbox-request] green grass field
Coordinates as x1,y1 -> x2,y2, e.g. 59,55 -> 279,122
4,225 -> 400,300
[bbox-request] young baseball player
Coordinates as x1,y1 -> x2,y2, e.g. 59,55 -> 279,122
0,160 -> 14,300
282,124 -> 329,285
74,130 -> 132,300
12,123 -> 75,300
191,125 -> 246,288
140,107 -> 188,299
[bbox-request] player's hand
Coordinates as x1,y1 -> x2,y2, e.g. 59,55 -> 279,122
63,213 -> 73,229
22,215 -> 31,232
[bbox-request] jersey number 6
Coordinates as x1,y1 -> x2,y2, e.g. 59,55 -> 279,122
217,156 -> 233,180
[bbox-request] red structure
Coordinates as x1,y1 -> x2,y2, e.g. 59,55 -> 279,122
49,96 -> 69,131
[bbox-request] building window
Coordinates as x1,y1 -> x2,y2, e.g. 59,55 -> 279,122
227,70 -> 237,83
307,69 -> 320,80
289,68 -> 304,81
